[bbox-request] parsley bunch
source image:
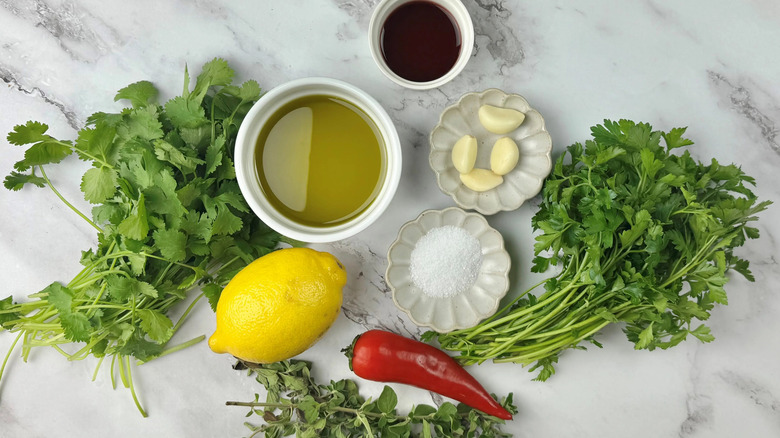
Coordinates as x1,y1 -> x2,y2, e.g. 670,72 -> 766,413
229,360 -> 516,438
432,120 -> 770,380
0,59 -> 285,415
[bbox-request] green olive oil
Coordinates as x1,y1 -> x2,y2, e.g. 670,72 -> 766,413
254,95 -> 386,227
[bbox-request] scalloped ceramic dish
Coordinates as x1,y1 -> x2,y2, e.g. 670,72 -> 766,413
386,207 -> 511,333
429,89 -> 553,215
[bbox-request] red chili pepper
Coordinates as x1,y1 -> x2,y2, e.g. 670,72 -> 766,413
344,329 -> 513,420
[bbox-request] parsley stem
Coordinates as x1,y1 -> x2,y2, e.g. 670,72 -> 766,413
38,165 -> 103,233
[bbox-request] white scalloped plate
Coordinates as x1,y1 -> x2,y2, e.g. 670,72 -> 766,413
386,207 -> 511,333
429,89 -> 553,215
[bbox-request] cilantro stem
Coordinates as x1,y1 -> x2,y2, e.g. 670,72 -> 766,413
56,139 -> 115,169
171,293 -> 204,334
68,332 -> 110,361
110,354 -> 117,389
28,333 -> 66,347
0,332 -> 24,385
38,165 -> 103,233
117,353 -> 129,388
86,241 -> 119,318
92,355 -> 105,381
50,344 -> 72,359
137,335 -> 205,366
124,355 -> 148,417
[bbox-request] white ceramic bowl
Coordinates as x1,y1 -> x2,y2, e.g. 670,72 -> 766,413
368,0 -> 474,90
234,78 -> 402,243
386,207 -> 511,332
429,88 -> 553,215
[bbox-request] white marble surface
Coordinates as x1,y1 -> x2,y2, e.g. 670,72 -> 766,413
1,1 -> 779,437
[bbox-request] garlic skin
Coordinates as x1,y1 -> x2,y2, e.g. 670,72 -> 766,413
459,168 -> 503,192
478,105 -> 525,134
490,137 -> 520,176
451,135 -> 478,174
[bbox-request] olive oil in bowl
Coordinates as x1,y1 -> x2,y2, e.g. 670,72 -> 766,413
254,95 -> 386,227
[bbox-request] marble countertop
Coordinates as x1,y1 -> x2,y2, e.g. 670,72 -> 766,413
1,1 -> 779,437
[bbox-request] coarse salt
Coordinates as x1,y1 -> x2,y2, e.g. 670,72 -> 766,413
409,225 -> 482,298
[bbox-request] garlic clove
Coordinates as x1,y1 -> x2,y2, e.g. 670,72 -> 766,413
452,135 -> 478,174
459,168 -> 504,192
478,105 -> 525,134
490,137 -> 520,176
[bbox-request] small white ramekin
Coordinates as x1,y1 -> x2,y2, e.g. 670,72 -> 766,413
368,0 -> 474,90
234,77 -> 402,243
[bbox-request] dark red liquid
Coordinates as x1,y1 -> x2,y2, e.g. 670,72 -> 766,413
380,1 -> 461,83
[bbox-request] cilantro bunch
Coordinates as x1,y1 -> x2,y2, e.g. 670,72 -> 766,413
0,59 -> 285,415
229,360 -> 516,438
432,120 -> 770,380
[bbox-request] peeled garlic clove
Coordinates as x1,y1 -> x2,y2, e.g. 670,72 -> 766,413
459,168 -> 503,192
452,135 -> 478,174
490,137 -> 520,176
478,105 -> 526,134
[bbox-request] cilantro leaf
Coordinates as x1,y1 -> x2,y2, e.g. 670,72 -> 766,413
75,123 -> 117,165
81,167 -> 118,204
137,309 -> 174,343
116,106 -> 164,141
115,81 -> 159,108
117,194 -> 150,240
0,295 -> 19,327
14,140 -> 72,171
61,312 -> 92,342
118,332 -> 164,362
153,139 -> 204,174
211,207 -> 243,236
238,80 -> 262,101
202,283 -> 223,311
191,58 -> 234,103
204,134 -> 225,176
106,275 -> 159,302
153,228 -> 187,262
164,96 -> 208,129
44,282 -> 75,314
2,60 -> 284,415
7,121 -> 50,145
3,171 -> 46,191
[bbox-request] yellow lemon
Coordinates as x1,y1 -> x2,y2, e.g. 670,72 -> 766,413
208,247 -> 347,363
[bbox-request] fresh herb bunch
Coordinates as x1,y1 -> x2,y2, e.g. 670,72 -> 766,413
229,360 -> 516,438
431,120 -> 770,380
0,59 -> 285,415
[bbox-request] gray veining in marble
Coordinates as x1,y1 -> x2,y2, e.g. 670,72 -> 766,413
1,1 -> 779,437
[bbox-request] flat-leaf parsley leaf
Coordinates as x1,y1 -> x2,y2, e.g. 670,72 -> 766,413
434,120 -> 771,380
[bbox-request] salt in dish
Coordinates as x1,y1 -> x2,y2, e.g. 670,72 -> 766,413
386,207 -> 511,333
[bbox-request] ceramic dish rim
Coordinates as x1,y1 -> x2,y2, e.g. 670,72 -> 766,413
385,206 -> 511,332
428,88 -> 553,215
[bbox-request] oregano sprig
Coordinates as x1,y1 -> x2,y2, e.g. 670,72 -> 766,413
229,360 -> 517,438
